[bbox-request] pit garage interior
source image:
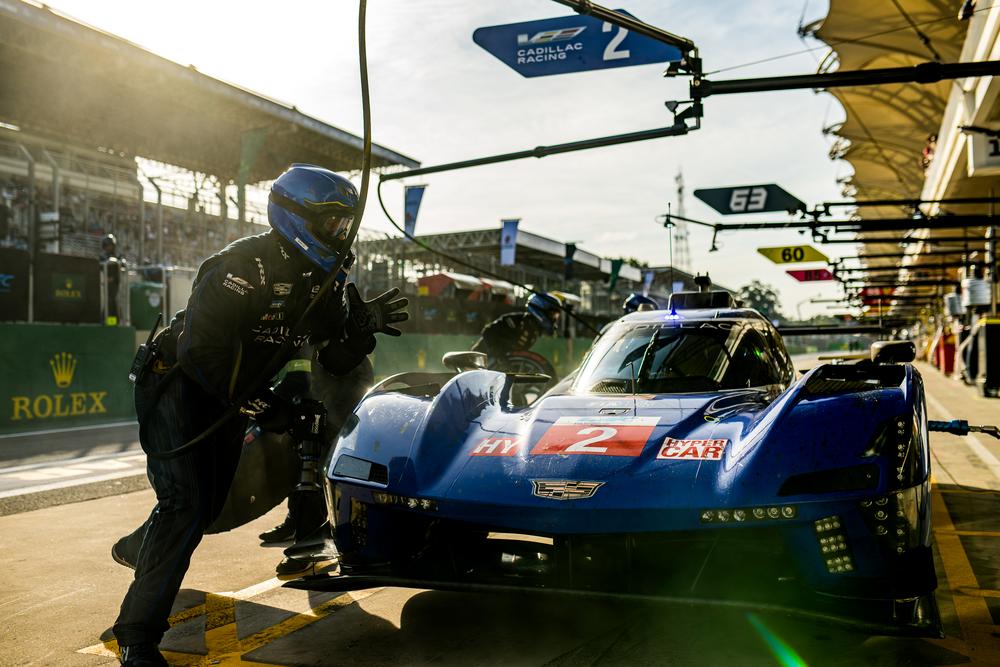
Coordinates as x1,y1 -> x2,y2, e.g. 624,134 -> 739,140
6,0 -> 1000,665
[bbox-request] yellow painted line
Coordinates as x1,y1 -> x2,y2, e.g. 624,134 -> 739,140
931,489 -> 1000,660
959,587 -> 1000,599
238,588 -> 380,656
77,577 -> 285,659
939,530 -> 1000,538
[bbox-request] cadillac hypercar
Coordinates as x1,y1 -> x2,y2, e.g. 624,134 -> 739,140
292,291 -> 942,636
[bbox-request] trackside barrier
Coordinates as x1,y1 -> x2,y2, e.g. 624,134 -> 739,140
369,334 -> 592,380
0,327 -> 593,435
0,323 -> 135,434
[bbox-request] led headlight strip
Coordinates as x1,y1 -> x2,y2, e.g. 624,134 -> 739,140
699,505 -> 797,523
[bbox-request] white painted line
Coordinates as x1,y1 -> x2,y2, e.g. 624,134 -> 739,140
0,468 -> 146,499
0,420 -> 136,440
0,449 -> 144,474
925,390 -> 1000,482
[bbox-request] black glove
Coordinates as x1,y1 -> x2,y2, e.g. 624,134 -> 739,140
345,283 -> 409,338
244,390 -> 293,434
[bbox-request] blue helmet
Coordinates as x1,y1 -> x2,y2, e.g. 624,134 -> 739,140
268,164 -> 358,273
527,292 -> 561,333
623,293 -> 658,315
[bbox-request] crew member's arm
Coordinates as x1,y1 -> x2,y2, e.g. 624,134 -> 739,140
478,314 -> 521,358
176,255 -> 258,401
317,283 -> 407,376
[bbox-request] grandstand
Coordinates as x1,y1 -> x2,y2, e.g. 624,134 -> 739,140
0,0 -> 418,324
0,0 -> 418,263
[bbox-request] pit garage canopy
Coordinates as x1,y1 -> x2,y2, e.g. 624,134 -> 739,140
0,0 -> 418,183
811,0 -> 971,310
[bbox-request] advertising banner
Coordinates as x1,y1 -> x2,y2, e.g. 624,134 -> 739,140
33,253 -> 101,323
0,247 -> 29,322
0,323 -> 135,434
403,185 -> 426,238
501,219 -> 519,266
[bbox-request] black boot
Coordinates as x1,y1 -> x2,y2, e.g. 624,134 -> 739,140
119,643 -> 167,666
259,515 -> 295,543
111,536 -> 137,570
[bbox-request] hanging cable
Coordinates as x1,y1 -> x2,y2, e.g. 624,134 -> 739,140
147,0 -> 373,460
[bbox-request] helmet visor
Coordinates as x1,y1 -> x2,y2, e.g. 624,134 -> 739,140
309,212 -> 354,247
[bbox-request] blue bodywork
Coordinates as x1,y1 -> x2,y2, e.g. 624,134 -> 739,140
312,309 -> 938,635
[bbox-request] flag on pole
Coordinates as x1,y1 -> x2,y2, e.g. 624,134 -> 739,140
607,259 -> 624,291
642,270 -> 655,296
564,243 -> 577,280
500,219 -> 519,266
403,185 -> 426,238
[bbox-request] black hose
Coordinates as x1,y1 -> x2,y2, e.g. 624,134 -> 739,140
147,0 -> 373,460
375,180 -> 602,337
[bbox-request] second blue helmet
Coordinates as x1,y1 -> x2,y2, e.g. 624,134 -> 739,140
623,293 -> 658,315
527,292 -> 562,333
268,164 -> 358,273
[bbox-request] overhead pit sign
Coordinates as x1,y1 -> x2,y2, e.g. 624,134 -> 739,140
473,10 -> 682,78
694,184 -> 806,215
786,268 -> 834,282
757,245 -> 828,264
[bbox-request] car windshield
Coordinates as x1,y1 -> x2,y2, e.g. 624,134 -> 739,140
575,320 -> 785,394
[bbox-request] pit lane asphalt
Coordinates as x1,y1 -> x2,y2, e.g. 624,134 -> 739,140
2,362 -> 1000,666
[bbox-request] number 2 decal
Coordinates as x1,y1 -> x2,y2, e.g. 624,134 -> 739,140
531,417 -> 658,456
602,22 -> 630,61
565,426 -> 617,453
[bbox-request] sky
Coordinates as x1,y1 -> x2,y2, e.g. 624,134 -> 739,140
42,0 -> 856,319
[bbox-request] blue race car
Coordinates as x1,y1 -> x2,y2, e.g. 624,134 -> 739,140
291,291 -> 948,636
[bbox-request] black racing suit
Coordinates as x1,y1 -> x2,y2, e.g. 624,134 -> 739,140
472,311 -> 542,366
113,230 -> 371,647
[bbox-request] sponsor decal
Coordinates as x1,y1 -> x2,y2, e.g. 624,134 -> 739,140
294,237 -> 309,252
254,257 -> 266,287
10,352 -> 107,421
251,324 -> 307,346
310,284 -> 320,298
531,416 -> 658,456
515,28 -> 586,64
270,299 -> 285,309
656,438 -> 729,461
0,273 -> 13,294
470,436 -> 522,457
531,480 -> 603,500
223,273 -> 253,295
260,311 -> 284,321
52,273 -> 84,300
272,282 -> 292,296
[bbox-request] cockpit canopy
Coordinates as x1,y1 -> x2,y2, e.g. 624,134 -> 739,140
575,318 -> 794,394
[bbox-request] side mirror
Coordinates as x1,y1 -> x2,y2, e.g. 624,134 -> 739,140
442,351 -> 487,372
870,340 -> 915,365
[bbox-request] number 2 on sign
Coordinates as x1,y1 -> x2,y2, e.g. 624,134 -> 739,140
565,426 -> 617,453
602,22 -> 630,61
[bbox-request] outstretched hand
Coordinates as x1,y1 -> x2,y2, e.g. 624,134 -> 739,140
346,283 -> 409,338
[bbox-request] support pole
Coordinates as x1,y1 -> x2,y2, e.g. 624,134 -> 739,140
41,149 -> 60,253
17,144 -> 35,324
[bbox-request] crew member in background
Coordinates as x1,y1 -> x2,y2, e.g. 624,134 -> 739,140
472,292 -> 561,367
109,164 -> 408,667
623,293 -> 658,315
100,234 -> 123,325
